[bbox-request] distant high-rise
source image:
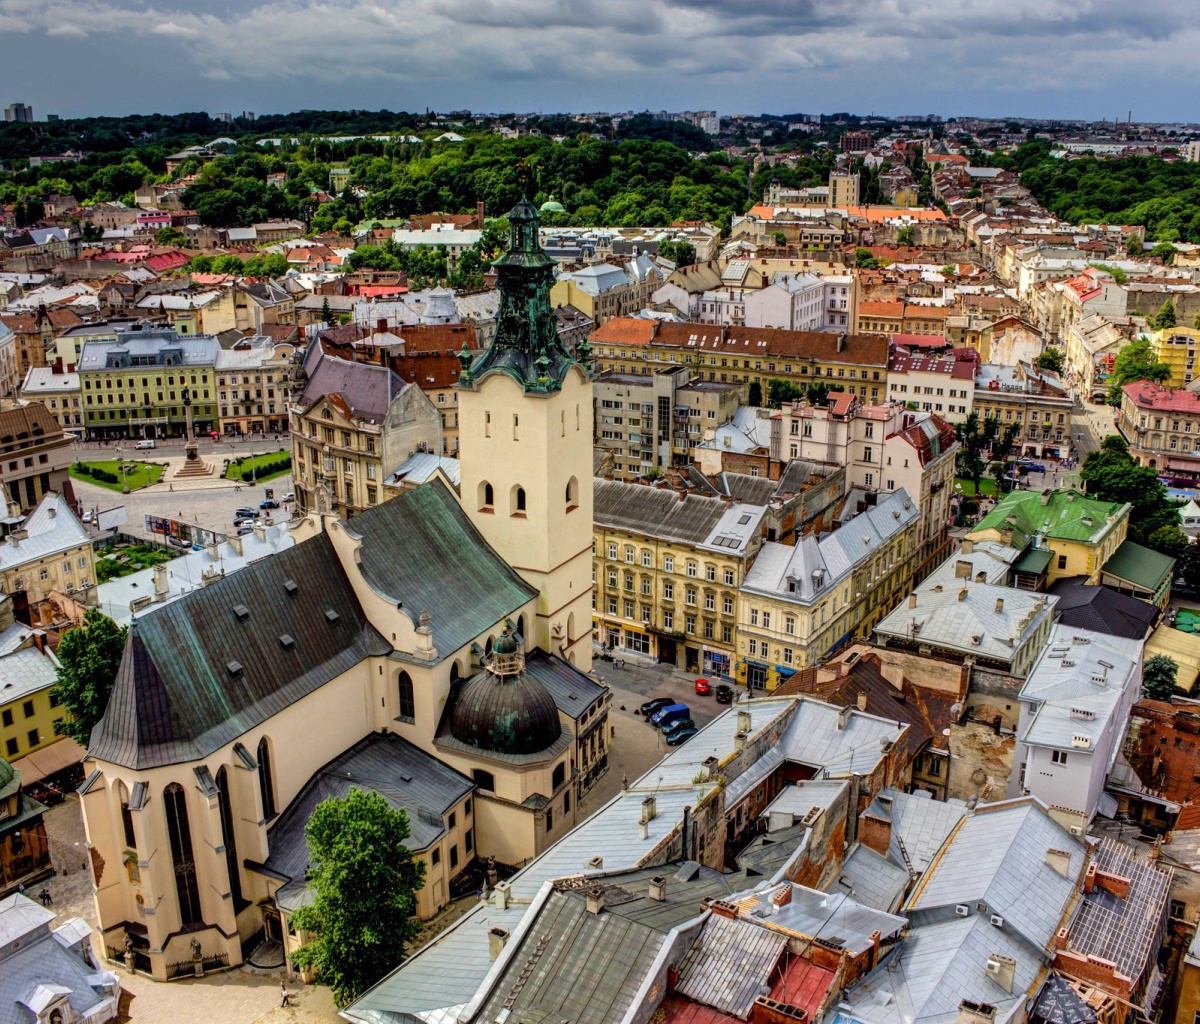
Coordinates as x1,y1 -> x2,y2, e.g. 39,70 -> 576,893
4,102 -> 33,123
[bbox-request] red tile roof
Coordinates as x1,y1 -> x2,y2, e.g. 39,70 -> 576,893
1122,380 -> 1200,414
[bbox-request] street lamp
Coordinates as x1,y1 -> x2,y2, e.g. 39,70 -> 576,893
116,445 -> 129,494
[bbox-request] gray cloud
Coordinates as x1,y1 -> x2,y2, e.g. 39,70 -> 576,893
0,0 -> 1197,120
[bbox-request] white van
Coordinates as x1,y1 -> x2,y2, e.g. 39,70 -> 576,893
134,439 -> 155,450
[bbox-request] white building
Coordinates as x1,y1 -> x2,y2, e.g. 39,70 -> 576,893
1012,626 -> 1143,827
390,223 -> 482,255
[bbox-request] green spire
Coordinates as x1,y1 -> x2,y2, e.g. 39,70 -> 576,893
457,198 -> 580,393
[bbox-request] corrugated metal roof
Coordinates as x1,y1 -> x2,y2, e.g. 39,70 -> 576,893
88,532 -> 389,770
676,913 -> 787,1017
348,480 -> 537,662
837,843 -> 910,913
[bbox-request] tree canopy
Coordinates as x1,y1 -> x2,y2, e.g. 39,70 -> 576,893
1106,338 -> 1171,405
52,608 -> 127,745
290,787 -> 426,1006
1079,435 -> 1180,548
1143,654 -> 1179,701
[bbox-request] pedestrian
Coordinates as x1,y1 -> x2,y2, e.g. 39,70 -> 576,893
281,982 -> 290,1007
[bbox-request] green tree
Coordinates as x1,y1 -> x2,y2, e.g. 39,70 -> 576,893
1151,241 -> 1179,264
766,378 -> 802,408
1147,524 -> 1190,561
1106,339 -> 1171,405
956,412 -> 999,495
321,296 -> 333,323
80,222 -> 104,243
1035,347 -> 1064,374
896,225 -> 915,246
773,231 -> 787,248
290,788 -> 425,1006
154,226 -> 187,246
1126,234 -> 1143,257
1080,435 -> 1178,545
1142,654 -> 1179,700
1193,311 -> 1200,330
657,239 -> 696,267
1150,299 -> 1177,329
52,609 -> 127,745
747,381 -> 763,407
187,254 -> 214,273
855,247 -> 880,269
212,254 -> 245,275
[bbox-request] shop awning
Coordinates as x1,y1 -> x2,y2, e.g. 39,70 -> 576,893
12,737 -> 85,784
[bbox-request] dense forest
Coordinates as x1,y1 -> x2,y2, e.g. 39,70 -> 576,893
992,140 -> 1200,241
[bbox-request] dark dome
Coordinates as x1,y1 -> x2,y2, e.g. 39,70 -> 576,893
493,628 -> 520,656
450,670 -> 561,756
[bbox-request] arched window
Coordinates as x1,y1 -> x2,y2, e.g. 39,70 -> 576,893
552,763 -> 566,790
450,660 -> 462,683
567,612 -> 575,643
478,481 -> 494,510
485,636 -> 494,657
398,671 -> 415,723
472,768 -> 495,791
257,738 -> 276,820
216,767 -> 243,908
164,783 -> 202,926
565,476 -> 579,510
517,615 -> 526,643
511,485 -> 526,515
117,781 -> 136,849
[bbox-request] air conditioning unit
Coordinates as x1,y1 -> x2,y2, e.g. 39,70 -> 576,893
990,915 -> 1004,928
955,904 -> 970,917
986,958 -> 1003,977
1069,825 -> 1083,836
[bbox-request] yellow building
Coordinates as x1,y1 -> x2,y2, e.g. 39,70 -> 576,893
0,492 -> 97,627
969,488 -> 1129,587
592,479 -> 765,675
588,319 -> 890,402
0,601 -> 67,765
1151,326 -> 1200,389
737,490 -> 921,691
1176,931 -> 1200,1024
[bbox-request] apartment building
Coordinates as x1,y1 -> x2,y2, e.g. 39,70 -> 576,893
214,337 -> 297,436
856,301 -> 948,337
588,319 -> 889,401
737,490 -> 921,689
18,367 -> 82,436
290,346 -> 442,517
1062,314 -> 1126,403
886,344 -> 976,423
1118,379 -> 1200,477
592,480 -> 766,675
549,255 -> 663,325
593,367 -> 741,479
0,307 -> 83,377
0,319 -> 15,397
703,272 -> 855,332
0,492 -> 97,626
973,360 -> 1073,459
0,404 -> 73,513
1150,326 -> 1200,390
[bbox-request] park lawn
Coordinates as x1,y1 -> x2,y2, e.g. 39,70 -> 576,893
69,460 -> 164,491
956,476 -> 998,497
225,449 -> 291,483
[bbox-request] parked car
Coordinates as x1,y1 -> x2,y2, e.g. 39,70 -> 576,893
1017,460 -> 1047,473
81,509 -> 95,524
281,492 -> 295,503
235,507 -> 258,519
259,499 -> 280,510
694,678 -> 710,696
715,684 -> 734,704
650,703 -> 690,729
638,697 -> 674,718
661,717 -> 695,740
236,524 -> 254,536
666,726 -> 698,746
134,439 -> 155,450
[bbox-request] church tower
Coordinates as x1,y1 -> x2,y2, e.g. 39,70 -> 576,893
456,200 -> 594,670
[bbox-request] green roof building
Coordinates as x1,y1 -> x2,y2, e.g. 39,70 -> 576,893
969,488 -> 1130,587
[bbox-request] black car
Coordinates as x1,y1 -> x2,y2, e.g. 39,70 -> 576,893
715,684 -> 734,704
260,498 -> 280,510
661,717 -> 695,740
235,507 -> 257,519
638,697 -> 674,717
666,726 -> 698,746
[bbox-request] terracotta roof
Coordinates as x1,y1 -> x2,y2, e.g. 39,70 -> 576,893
0,403 -> 64,444
893,414 -> 957,467
589,319 -> 888,366
890,333 -> 950,350
1123,380 -> 1200,413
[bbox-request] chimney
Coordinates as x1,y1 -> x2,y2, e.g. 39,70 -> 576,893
994,597 -> 1004,614
476,199 -> 485,226
488,927 -> 509,961
648,876 -> 667,902
152,564 -> 169,600
376,317 -> 387,334
837,704 -> 853,730
771,883 -> 792,909
959,588 -> 968,602
955,559 -> 972,579
47,506 -> 56,520
493,880 -> 511,910
737,709 -> 752,736
956,1002 -> 998,1024
640,795 -> 657,823
856,692 -> 868,712
908,593 -> 917,608
586,887 -> 605,915
587,855 -> 604,871
985,954 -> 1016,994
1045,848 -> 1071,878
960,539 -> 974,554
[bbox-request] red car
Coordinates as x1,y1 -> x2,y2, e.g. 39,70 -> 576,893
694,678 -> 710,696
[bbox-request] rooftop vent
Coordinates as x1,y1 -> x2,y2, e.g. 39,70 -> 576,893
225,660 -> 243,677
284,579 -> 299,596
279,634 -> 295,650
233,604 -> 250,621
648,876 -> 667,902
324,608 -> 340,624
587,855 -> 604,870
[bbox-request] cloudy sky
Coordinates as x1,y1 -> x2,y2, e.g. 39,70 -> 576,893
1,0 -> 1194,122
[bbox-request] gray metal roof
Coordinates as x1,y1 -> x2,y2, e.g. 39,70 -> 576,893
76,331 -> 217,371
0,492 -> 90,574
88,532 -> 390,770
0,645 -> 58,705
300,351 -> 408,422
261,733 -> 473,911
836,843 -> 910,913
742,882 -> 907,954
864,788 -> 969,874
676,913 -> 787,1017
347,480 -> 538,663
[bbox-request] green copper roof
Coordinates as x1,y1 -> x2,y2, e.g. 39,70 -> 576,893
1101,539 -> 1175,593
0,756 -> 16,802
972,489 -> 1127,548
458,198 -> 584,393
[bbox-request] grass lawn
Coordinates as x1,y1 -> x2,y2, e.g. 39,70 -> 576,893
955,476 -> 999,497
69,460 -> 164,491
225,449 -> 291,483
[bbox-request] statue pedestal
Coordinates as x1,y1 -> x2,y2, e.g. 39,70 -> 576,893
173,440 -> 214,479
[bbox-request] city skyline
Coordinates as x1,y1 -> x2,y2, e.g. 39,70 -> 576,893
1,0 -> 1197,123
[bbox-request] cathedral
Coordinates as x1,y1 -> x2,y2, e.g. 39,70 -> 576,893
78,200 -> 606,980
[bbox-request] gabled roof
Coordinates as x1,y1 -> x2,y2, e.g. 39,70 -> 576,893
346,480 -> 537,661
88,533 -> 390,770
972,489 -> 1126,549
1101,539 -> 1174,593
1048,580 -> 1158,640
